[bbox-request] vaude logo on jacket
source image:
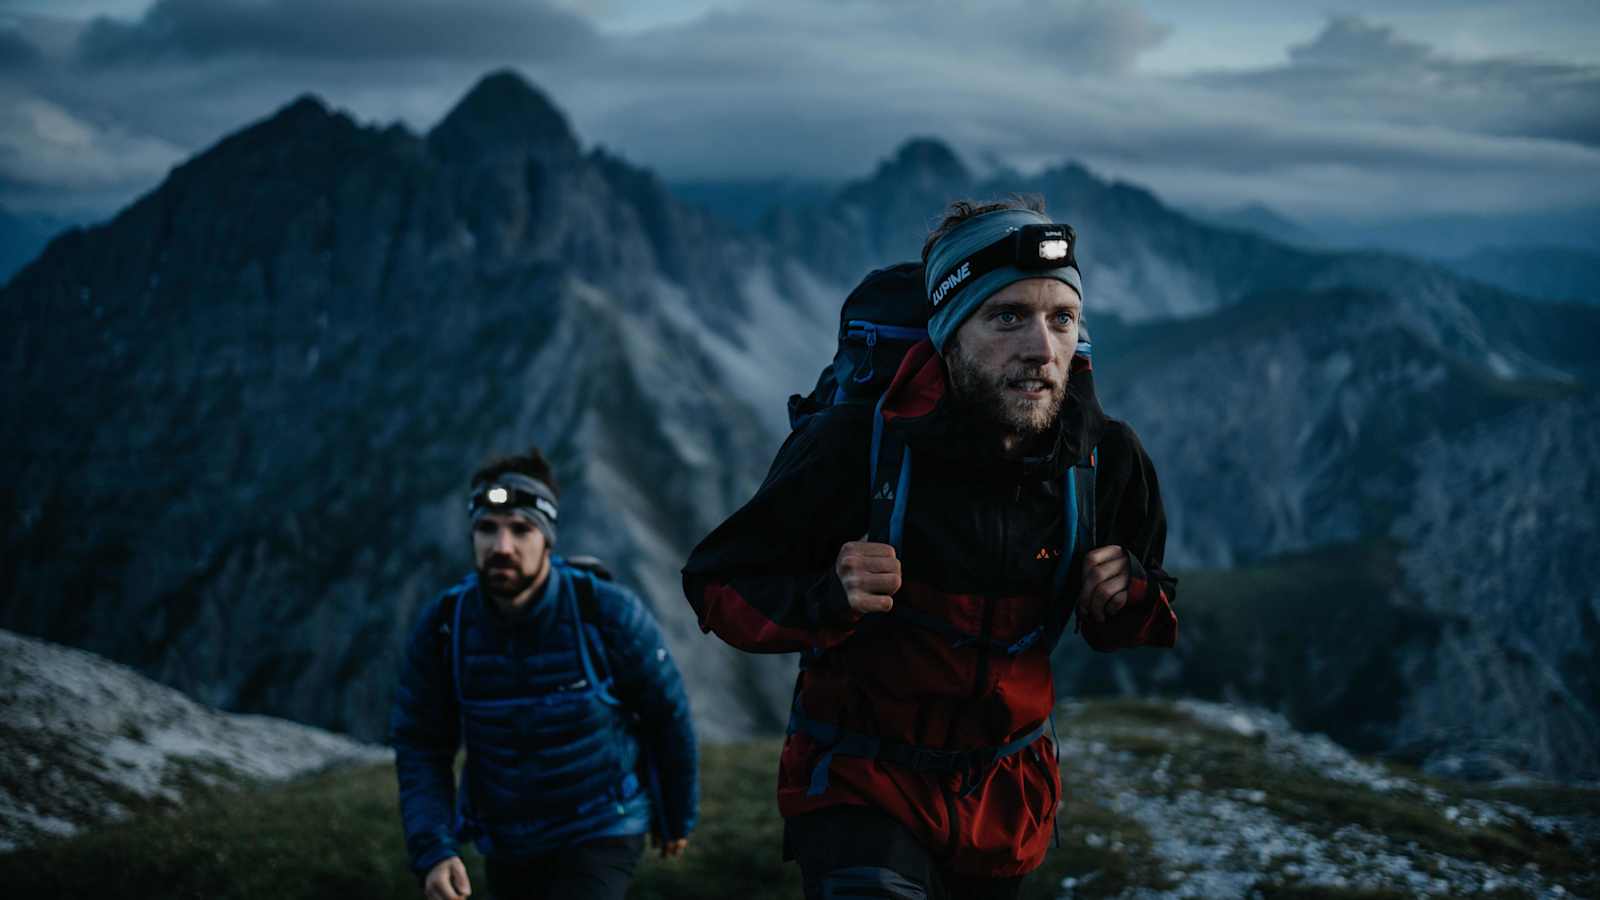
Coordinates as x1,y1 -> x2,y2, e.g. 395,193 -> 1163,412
930,261 -> 971,308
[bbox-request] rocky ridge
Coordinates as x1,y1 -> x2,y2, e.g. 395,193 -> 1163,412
0,628 -> 385,852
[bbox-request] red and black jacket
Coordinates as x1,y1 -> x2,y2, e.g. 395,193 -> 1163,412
682,342 -> 1176,877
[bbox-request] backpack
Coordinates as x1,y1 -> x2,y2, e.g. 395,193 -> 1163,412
787,262 -> 931,430
788,261 -> 1099,654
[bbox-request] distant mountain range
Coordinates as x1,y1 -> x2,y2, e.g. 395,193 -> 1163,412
1186,203 -> 1322,248
1440,244 -> 1600,306
4,69 -> 1597,779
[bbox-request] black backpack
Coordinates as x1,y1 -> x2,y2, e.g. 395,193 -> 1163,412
787,262 -> 931,430
788,262 -> 1099,655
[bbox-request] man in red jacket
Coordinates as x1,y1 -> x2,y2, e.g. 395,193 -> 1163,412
683,197 -> 1177,899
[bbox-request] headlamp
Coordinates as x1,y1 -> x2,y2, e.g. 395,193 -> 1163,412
468,476 -> 559,523
1038,238 -> 1070,261
928,222 -> 1078,310
468,473 -> 561,546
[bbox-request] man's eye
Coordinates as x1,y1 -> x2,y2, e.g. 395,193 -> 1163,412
510,524 -> 532,536
474,522 -> 495,535
996,312 -> 1018,325
1056,312 -> 1077,326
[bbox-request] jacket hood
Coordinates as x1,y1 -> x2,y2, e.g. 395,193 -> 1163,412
878,339 -> 1105,480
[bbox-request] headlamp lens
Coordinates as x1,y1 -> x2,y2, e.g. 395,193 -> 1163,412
486,486 -> 510,505
1038,239 -> 1070,261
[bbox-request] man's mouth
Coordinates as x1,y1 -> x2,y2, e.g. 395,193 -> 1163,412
1006,378 -> 1054,397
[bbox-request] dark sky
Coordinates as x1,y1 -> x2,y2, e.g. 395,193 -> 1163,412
2,0 -> 1597,228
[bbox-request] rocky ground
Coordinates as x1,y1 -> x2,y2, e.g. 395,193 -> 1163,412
1049,700 -> 1598,899
0,629 -> 387,851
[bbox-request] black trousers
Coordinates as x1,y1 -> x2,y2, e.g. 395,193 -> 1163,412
784,806 -> 1025,900
485,834 -> 645,900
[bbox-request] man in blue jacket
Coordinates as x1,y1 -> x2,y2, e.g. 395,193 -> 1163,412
392,445 -> 698,900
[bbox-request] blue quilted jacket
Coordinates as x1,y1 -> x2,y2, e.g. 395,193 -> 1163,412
391,562 -> 698,873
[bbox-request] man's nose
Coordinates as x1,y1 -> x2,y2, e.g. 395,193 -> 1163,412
1016,315 -> 1055,362
494,529 -> 517,553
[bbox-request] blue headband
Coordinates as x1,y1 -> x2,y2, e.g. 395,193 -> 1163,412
923,208 -> 1084,353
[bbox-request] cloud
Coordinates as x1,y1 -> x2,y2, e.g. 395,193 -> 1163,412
606,1 -> 1171,81
1287,15 -> 1430,67
0,86 -> 184,213
556,6 -> 1600,221
549,1 -> 1175,175
4,2 -> 1597,225
1198,15 -> 1600,149
77,0 -> 600,64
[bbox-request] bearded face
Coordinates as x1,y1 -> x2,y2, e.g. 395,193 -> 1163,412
946,337 -> 1067,438
472,512 -> 550,605
942,278 -> 1080,448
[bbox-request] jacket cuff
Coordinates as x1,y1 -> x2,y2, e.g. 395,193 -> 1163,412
412,842 -> 459,878
1120,549 -> 1177,648
1124,549 -> 1150,607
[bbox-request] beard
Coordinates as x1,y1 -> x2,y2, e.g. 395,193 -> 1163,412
946,340 -> 1067,441
478,554 -> 539,600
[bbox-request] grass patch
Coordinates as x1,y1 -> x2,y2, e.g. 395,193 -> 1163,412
630,740 -> 796,900
2,743 -> 803,900
1,761 -> 430,899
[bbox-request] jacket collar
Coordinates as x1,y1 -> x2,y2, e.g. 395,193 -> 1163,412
877,339 -> 1106,479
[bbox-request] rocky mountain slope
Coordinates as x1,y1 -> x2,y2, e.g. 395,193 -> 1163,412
0,628 -> 384,852
0,70 -> 832,743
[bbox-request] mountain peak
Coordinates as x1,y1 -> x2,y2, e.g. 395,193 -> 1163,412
885,137 -> 969,182
279,93 -> 331,119
428,68 -> 578,162
169,92 -> 356,181
239,93 -> 341,142
838,137 -> 972,211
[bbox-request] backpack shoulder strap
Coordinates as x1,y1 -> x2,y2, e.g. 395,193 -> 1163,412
1045,446 -> 1098,647
570,566 -> 613,683
867,395 -> 913,552
435,582 -> 469,678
